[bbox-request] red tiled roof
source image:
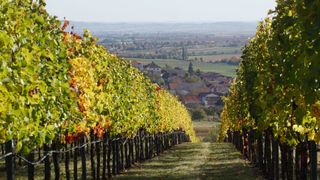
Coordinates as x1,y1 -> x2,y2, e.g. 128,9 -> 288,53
169,83 -> 178,90
183,95 -> 201,104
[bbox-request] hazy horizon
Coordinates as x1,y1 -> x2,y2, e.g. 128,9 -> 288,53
46,0 -> 276,23
62,22 -> 258,35
61,20 -> 259,24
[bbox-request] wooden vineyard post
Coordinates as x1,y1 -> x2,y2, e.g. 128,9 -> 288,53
163,134 -> 166,150
295,143 -> 301,179
65,143 -> 70,180
81,136 -> 87,180
242,128 -> 248,159
264,129 -> 271,177
300,141 -> 307,180
140,130 -> 144,161
162,133 -> 164,150
168,133 -> 171,148
145,133 -> 149,160
135,136 -> 139,162
148,135 -> 151,159
5,140 -> 14,180
150,136 -> 154,158
248,129 -> 254,162
52,142 -> 60,180
96,137 -> 101,180
102,133 -> 107,179
174,131 -> 178,145
27,151 -> 35,180
280,143 -> 287,180
271,135 -> 279,180
116,138 -> 120,174
232,131 -> 235,147
309,140 -> 317,180
257,134 -> 263,171
129,138 -> 134,166
73,142 -> 78,180
107,138 -> 112,178
227,130 -> 231,143
287,146 -> 293,180
112,139 -> 116,175
239,131 -> 243,153
161,133 -> 163,152
44,144 -> 51,180
235,131 -> 239,150
120,138 -> 124,171
156,134 -> 159,155
176,132 -> 178,145
124,140 -> 129,168
90,131 -> 96,180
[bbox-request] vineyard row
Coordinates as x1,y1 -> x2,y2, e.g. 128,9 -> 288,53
1,129 -> 189,179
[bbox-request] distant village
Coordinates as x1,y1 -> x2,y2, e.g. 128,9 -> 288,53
131,60 -> 233,121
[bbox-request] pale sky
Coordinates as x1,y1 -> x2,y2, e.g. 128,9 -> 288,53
46,0 -> 276,23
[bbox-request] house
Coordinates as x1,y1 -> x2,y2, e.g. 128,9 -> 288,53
208,84 -> 229,95
199,93 -> 220,107
199,72 -> 220,82
131,60 -> 144,71
168,82 -> 190,96
190,87 -> 210,95
182,95 -> 201,107
179,82 -> 206,92
144,62 -> 162,73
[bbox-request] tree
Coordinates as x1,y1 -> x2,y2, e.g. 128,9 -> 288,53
182,46 -> 188,61
188,62 -> 194,74
192,109 -> 206,121
204,107 -> 216,116
196,69 -> 201,75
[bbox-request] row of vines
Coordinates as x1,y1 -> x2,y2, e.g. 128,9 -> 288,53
0,0 -> 196,154
219,0 -> 320,146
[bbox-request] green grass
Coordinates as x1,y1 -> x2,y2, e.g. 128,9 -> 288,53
127,58 -> 237,77
115,142 -> 264,180
188,46 -> 241,54
193,121 -> 221,142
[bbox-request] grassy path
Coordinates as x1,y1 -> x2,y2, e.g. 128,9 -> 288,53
115,142 -> 264,180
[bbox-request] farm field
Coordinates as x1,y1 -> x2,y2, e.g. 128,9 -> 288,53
189,54 -> 241,62
188,46 -> 241,55
127,58 -> 237,77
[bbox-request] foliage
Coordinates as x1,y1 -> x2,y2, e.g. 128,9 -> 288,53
0,0 -> 79,153
192,108 -> 206,121
188,62 -> 194,74
219,0 -> 320,146
204,107 -> 216,116
156,88 -> 197,142
1,0 -> 196,153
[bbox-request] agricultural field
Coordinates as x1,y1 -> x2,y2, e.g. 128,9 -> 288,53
127,58 -> 237,77
100,32 -> 248,65
189,54 -> 241,62
188,46 -> 241,55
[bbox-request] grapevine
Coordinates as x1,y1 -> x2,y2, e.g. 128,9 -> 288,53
0,0 -> 196,154
220,0 -> 320,146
